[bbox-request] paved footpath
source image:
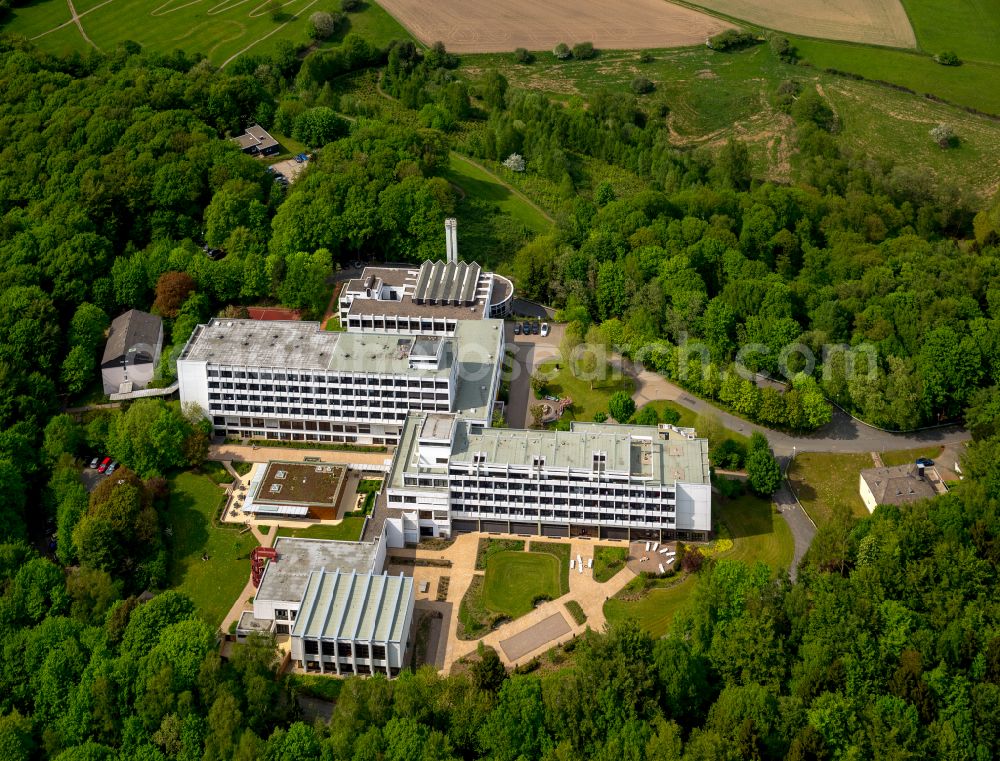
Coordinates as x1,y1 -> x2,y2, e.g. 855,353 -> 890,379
395,534 -> 638,672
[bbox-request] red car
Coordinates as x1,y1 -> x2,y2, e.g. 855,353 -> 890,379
97,457 -> 111,473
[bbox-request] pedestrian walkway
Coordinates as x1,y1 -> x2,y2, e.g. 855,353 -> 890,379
209,443 -> 393,469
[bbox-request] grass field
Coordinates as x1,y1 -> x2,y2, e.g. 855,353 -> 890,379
4,0 -> 409,67
792,37 -> 1000,116
879,445 -> 944,468
787,452 -> 871,527
275,517 -> 365,541
899,0 -> 1000,64
603,491 -> 792,636
634,400 -> 751,450
166,472 -> 255,628
535,360 -> 634,424
528,541 -> 571,594
443,153 -> 553,235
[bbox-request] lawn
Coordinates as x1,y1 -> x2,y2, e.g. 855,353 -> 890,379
481,551 -> 563,618
787,452 -> 872,527
275,517 -> 365,541
880,445 -> 944,468
443,152 -> 553,235
593,546 -> 628,583
528,541 -> 570,593
199,461 -> 234,486
602,490 -> 792,637
535,360 -> 634,424
4,0 -> 409,67
166,472 -> 256,628
604,576 -> 695,638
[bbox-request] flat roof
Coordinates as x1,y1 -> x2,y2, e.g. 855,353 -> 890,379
256,537 -> 382,604
344,261 -> 497,321
452,320 -> 504,423
255,462 -> 346,508
292,569 -> 413,644
420,413 -> 456,441
177,319 -> 453,376
449,420 -> 709,484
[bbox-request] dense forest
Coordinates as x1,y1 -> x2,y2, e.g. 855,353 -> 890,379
1,24 -> 1000,761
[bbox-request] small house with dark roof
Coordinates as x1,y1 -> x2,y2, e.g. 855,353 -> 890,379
232,124 -> 279,156
102,309 -> 163,395
859,463 -> 941,512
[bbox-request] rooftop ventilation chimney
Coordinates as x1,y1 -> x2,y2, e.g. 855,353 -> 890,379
445,218 -> 458,264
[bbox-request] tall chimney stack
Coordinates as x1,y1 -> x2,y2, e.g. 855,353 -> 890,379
445,218 -> 458,264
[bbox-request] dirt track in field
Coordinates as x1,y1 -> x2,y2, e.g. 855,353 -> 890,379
686,0 -> 915,48
374,0 -> 734,53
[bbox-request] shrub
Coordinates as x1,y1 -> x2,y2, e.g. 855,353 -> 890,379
769,35 -> 797,62
553,43 -> 571,60
340,0 -> 361,9
681,548 -> 704,573
707,29 -> 758,51
572,41 -> 596,60
930,123 -> 958,149
631,76 -> 655,95
709,438 -> 747,470
638,51 -> 654,64
935,50 -> 961,66
514,47 -> 534,64
631,405 -> 658,427
308,11 -> 339,40
608,391 -> 635,423
593,411 -> 608,423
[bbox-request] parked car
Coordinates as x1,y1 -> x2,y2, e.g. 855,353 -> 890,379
106,461 -> 118,475
916,457 -> 935,467
545,395 -> 559,402
522,321 -> 532,334
531,322 -> 540,335
97,457 -> 111,473
513,323 -> 522,335
205,248 -> 225,261
296,153 -> 309,163
540,322 -> 550,336
90,457 -> 100,469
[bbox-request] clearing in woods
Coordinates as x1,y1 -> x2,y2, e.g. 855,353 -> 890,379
686,0 -> 915,48
372,0 -> 734,53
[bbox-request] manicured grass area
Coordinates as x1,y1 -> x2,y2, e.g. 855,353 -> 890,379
564,600 -> 587,625
443,152 -> 553,235
232,461 -> 253,477
324,315 -> 345,332
166,472 -> 255,628
602,491 -> 793,637
459,549 -> 564,639
475,537 -> 524,570
899,0 -> 1000,65
593,545 -> 628,583
275,517 -> 365,541
481,551 -> 562,618
880,445 -> 944,468
716,492 -> 793,570
787,452 -> 871,527
4,0 -> 409,67
535,360 -> 634,424
604,576 -> 695,638
529,541 -> 570,593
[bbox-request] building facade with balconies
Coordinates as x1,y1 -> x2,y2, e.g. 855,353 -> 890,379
387,414 -> 712,542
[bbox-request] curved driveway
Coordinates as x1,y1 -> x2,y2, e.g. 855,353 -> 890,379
629,361 -> 969,457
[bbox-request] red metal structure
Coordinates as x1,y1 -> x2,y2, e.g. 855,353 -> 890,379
250,547 -> 278,587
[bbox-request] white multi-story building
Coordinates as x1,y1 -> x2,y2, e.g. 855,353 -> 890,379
242,535 -> 414,677
386,414 -> 712,542
176,318 -> 504,446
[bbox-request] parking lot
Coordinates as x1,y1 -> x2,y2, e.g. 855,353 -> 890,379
268,156 -> 309,184
505,320 -> 564,428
